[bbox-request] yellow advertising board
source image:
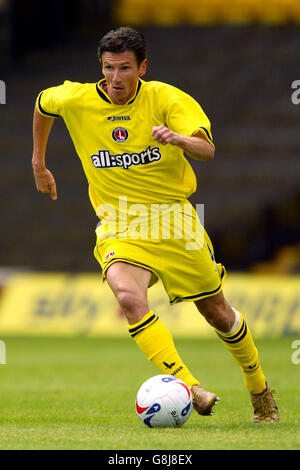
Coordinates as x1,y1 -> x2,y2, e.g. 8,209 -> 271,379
113,0 -> 300,26
0,273 -> 299,337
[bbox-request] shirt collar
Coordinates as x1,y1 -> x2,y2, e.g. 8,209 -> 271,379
96,78 -> 142,105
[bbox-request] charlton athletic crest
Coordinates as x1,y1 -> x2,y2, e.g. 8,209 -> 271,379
112,127 -> 128,143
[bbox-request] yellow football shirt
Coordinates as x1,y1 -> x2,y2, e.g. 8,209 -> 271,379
36,78 -> 214,217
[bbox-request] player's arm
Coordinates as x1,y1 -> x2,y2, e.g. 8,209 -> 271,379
152,126 -> 214,161
32,106 -> 58,200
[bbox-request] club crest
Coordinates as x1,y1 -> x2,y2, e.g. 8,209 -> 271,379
112,127 -> 128,143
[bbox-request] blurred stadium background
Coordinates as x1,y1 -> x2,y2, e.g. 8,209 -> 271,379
0,0 -> 300,338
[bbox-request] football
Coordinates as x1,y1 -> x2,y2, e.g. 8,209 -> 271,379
135,374 -> 193,428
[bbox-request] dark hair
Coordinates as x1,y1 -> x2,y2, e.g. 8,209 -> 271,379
98,26 -> 147,66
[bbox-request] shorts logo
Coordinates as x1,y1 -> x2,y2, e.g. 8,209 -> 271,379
105,251 -> 115,260
112,127 -> 128,143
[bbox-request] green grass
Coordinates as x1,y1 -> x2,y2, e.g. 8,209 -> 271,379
0,335 -> 299,450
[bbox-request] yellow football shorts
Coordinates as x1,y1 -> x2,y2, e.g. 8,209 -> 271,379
93,200 -> 226,304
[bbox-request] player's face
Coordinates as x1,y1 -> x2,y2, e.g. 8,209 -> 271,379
102,51 -> 147,105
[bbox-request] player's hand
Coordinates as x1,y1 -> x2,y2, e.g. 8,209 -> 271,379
152,126 -> 182,146
33,166 -> 58,200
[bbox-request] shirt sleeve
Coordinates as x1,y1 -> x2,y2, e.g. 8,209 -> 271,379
36,83 -> 66,118
161,85 -> 215,148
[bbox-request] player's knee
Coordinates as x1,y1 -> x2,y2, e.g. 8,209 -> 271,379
117,289 -> 136,311
211,307 -> 233,332
196,298 -> 234,332
116,289 -> 147,317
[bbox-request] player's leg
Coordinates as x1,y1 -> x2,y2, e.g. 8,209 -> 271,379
195,291 -> 267,392
105,261 -> 151,324
195,291 -> 279,422
105,261 -> 200,388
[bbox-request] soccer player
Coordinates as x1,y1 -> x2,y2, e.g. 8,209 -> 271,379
32,26 -> 278,422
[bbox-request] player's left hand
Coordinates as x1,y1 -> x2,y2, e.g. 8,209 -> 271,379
152,126 -> 181,146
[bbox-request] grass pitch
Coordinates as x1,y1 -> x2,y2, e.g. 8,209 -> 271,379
0,335 -> 299,450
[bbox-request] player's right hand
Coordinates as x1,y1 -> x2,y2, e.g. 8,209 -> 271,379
33,166 -> 58,200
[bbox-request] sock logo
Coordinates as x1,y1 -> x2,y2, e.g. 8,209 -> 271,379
171,366 -> 183,376
163,361 -> 175,369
